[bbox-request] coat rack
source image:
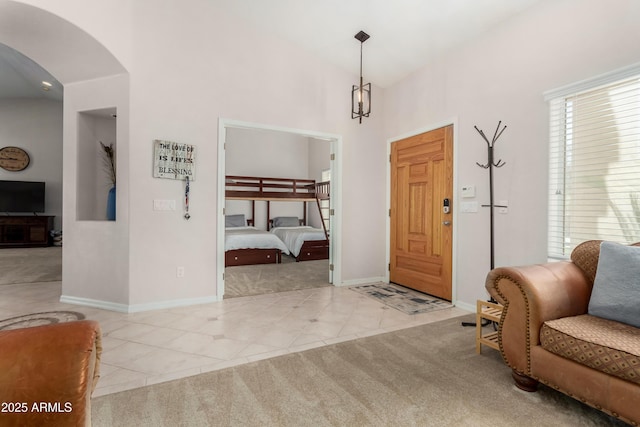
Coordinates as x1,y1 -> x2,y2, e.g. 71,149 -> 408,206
462,121 -> 506,328
475,121 -> 507,270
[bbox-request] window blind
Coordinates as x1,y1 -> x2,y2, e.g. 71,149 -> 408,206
548,75 -> 640,258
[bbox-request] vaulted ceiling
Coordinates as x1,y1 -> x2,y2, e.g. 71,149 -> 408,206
0,0 -> 542,100
217,0 -> 543,88
0,43 -> 62,101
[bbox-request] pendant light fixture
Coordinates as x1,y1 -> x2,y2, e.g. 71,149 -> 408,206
352,30 -> 371,123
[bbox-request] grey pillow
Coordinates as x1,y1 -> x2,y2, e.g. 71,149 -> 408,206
273,216 -> 299,227
588,241 -> 640,327
225,214 -> 246,227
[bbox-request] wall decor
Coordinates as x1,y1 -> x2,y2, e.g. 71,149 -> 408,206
0,146 -> 30,171
153,140 -> 196,181
99,141 -> 116,221
184,176 -> 191,220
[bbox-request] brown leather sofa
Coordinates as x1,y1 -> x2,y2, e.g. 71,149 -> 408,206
0,320 -> 102,427
485,240 -> 640,425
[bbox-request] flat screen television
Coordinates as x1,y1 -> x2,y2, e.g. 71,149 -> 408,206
0,180 -> 46,213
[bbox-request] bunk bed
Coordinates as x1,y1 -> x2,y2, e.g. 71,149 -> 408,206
225,176 -> 330,263
225,215 -> 290,266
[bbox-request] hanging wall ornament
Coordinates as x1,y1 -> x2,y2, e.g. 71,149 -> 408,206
184,176 -> 191,220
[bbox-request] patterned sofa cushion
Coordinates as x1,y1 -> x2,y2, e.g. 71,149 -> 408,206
541,314 -> 640,385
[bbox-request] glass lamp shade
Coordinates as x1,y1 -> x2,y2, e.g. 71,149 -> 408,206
352,82 -> 371,123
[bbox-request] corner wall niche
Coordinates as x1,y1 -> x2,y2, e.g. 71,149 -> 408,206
76,107 -> 117,221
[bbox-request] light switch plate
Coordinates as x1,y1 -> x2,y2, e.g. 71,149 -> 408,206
153,199 -> 176,211
461,201 -> 478,213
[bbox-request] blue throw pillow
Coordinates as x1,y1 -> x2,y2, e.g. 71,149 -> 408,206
588,241 -> 640,327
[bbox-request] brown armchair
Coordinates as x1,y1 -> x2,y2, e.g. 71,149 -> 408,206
485,241 -> 640,425
0,320 -> 102,427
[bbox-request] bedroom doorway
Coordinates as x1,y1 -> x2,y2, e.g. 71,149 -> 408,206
389,125 -> 453,301
217,119 -> 342,300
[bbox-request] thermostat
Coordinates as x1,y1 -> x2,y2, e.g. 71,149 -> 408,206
461,185 -> 476,198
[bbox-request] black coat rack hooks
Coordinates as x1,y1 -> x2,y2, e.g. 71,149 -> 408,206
475,120 -> 506,170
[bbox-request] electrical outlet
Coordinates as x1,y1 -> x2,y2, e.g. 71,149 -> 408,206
176,266 -> 185,277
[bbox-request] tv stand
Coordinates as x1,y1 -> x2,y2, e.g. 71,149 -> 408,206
0,216 -> 54,248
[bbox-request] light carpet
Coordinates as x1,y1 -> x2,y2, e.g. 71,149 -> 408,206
351,282 -> 452,315
91,314 -> 626,427
0,247 -> 62,285
224,256 -> 330,298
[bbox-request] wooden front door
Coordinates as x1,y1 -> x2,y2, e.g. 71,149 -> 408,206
390,125 -> 453,300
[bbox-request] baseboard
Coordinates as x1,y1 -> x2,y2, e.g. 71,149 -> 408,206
454,299 -> 475,313
60,294 -> 221,313
60,295 -> 130,313
337,276 -> 386,287
128,295 -> 220,313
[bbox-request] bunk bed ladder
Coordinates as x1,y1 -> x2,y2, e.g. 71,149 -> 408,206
315,180 -> 331,240
316,197 -> 330,240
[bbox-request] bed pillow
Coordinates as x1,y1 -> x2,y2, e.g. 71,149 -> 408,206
273,216 -> 299,227
588,241 -> 640,328
225,214 -> 246,227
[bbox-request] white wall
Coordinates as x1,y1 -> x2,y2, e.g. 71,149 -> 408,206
0,98 -> 62,229
62,74 -> 130,307
226,128 -> 309,178
383,0 -> 640,308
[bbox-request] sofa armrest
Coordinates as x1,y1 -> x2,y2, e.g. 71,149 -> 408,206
0,320 -> 101,427
485,261 -> 591,375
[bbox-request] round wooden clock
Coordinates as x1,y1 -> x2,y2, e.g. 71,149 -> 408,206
0,146 -> 30,171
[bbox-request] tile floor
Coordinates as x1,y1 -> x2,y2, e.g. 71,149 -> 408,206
0,281 -> 470,397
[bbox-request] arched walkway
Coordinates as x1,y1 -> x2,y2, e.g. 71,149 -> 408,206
0,0 -> 131,310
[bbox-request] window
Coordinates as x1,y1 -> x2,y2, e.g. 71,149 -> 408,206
547,67 -> 640,258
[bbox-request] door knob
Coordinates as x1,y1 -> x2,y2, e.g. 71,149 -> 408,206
443,221 -> 451,226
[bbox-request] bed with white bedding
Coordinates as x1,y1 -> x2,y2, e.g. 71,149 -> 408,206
269,217 -> 329,261
225,215 -> 290,266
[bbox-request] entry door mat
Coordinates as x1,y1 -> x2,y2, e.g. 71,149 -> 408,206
350,282 -> 452,315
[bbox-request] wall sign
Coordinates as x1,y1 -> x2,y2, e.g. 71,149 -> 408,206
153,140 -> 196,180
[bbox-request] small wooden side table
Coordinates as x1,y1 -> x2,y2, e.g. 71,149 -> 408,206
476,300 -> 503,354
